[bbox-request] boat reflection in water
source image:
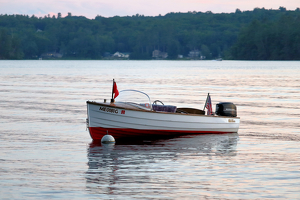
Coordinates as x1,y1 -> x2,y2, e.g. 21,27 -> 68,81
85,133 -> 238,198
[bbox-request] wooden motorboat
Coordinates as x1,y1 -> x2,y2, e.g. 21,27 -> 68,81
86,81 -> 240,140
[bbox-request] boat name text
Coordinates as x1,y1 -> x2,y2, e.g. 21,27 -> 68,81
228,119 -> 235,123
99,106 -> 118,114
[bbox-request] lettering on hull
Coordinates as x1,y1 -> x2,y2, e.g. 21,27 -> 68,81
99,106 -> 118,114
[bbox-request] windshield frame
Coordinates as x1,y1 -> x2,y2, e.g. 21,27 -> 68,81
115,89 -> 152,110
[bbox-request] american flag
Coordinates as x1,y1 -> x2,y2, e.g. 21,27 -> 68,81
205,93 -> 213,115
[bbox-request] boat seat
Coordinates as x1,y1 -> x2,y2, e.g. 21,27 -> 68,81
152,105 -> 177,113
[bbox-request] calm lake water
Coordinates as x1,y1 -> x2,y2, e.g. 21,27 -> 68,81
0,60 -> 299,199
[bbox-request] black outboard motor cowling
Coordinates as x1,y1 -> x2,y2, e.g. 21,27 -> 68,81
215,102 -> 237,117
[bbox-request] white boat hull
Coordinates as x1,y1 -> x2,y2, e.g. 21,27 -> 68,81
87,101 -> 240,140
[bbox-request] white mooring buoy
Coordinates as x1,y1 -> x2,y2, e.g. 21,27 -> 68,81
101,131 -> 115,144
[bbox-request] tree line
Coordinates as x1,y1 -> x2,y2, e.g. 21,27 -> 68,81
0,7 -> 300,60
230,10 -> 300,60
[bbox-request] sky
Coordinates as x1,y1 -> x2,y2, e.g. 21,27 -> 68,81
0,0 -> 299,19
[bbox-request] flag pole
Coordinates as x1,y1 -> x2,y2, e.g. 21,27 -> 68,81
203,93 -> 209,110
111,79 -> 115,103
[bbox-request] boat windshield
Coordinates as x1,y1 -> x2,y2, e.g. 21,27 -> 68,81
115,90 -> 152,110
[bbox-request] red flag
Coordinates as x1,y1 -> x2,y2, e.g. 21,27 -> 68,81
113,81 -> 119,99
205,94 -> 213,115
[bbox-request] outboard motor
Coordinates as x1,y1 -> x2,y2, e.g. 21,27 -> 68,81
215,102 -> 237,117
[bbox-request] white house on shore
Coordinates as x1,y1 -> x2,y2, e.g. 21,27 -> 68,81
113,52 -> 130,58
188,49 -> 206,60
152,50 -> 168,59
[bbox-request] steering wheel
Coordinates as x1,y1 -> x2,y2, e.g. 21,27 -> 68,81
153,100 -> 164,105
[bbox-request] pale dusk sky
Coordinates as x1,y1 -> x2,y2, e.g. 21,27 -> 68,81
0,0 -> 299,18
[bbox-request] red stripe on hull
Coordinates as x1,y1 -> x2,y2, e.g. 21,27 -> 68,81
88,127 -> 231,140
